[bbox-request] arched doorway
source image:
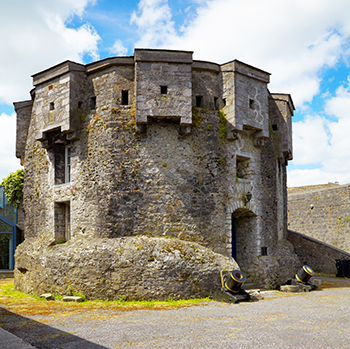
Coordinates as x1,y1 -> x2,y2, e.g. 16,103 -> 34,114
232,208 -> 257,270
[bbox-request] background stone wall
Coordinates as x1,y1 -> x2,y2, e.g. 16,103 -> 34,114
288,183 -> 350,253
287,229 -> 350,275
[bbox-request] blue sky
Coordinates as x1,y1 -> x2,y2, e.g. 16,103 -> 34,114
1,0 -> 350,187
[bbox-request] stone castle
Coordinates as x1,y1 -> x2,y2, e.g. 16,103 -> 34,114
13,49 -> 299,300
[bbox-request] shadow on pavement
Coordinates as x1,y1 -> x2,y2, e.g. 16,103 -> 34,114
0,307 -> 108,349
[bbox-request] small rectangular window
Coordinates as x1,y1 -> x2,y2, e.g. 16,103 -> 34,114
249,99 -> 255,109
261,247 -> 268,256
65,145 -> 71,183
55,144 -> 71,184
160,86 -> 167,94
78,101 -> 83,109
54,202 -> 70,243
196,96 -> 203,108
65,204 -> 71,241
50,102 -> 55,111
121,90 -> 129,105
236,156 -> 250,179
272,124 -> 278,131
222,98 -> 226,107
90,96 -> 96,109
214,97 -> 218,110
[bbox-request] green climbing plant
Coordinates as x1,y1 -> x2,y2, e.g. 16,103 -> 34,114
1,169 -> 24,207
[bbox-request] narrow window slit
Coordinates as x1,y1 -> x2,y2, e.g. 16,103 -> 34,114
196,96 -> 203,108
121,90 -> 129,105
90,96 -> 96,109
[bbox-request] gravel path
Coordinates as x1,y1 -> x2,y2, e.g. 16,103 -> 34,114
1,277 -> 350,348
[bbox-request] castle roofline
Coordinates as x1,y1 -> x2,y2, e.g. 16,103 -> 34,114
32,60 -> 85,86
287,182 -> 347,195
221,59 -> 270,83
86,56 -> 134,74
134,48 -> 193,64
270,93 -> 295,115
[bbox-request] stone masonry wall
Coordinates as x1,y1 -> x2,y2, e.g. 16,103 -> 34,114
287,229 -> 350,275
15,50 -> 298,298
288,184 -> 350,253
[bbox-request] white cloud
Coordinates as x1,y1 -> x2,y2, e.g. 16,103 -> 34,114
130,0 -> 350,187
0,0 -> 100,180
0,0 -> 100,105
288,76 -> 350,187
110,39 -> 128,56
130,0 -> 177,48
0,113 -> 21,181
287,169 -> 342,188
131,0 -> 350,108
292,115 -> 330,165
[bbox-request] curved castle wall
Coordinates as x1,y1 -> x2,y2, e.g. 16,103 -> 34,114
14,49 -> 298,298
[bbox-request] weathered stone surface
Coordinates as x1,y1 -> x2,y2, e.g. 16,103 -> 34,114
288,183 -> 350,255
287,229 -> 350,275
14,48 -> 299,297
40,293 -> 53,300
63,296 -> 83,302
15,236 -> 239,300
280,284 -> 312,292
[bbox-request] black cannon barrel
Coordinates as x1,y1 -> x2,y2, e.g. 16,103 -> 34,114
224,270 -> 246,293
295,265 -> 314,284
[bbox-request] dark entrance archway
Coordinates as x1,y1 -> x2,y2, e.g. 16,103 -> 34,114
232,208 -> 257,269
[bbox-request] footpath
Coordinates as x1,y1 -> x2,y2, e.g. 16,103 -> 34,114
1,276 -> 350,349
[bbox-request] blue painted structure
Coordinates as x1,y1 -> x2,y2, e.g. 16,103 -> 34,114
231,216 -> 237,260
0,186 -> 17,270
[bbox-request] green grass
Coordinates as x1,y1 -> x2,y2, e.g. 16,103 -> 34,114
1,280 -> 210,311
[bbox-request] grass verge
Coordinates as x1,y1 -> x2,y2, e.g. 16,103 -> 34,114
0,279 -> 210,318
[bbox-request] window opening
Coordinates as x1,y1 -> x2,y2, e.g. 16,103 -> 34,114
222,98 -> 226,106
54,202 -> 70,243
54,143 -> 71,185
261,247 -> 268,256
90,96 -> 96,109
65,145 -> 71,183
160,86 -> 167,95
121,90 -> 129,105
196,96 -> 203,108
272,124 -> 278,131
236,156 -> 250,179
78,101 -> 83,109
214,97 -> 218,110
249,99 -> 255,109
49,102 -> 55,111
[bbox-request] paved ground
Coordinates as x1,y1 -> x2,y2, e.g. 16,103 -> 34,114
1,277 -> 350,348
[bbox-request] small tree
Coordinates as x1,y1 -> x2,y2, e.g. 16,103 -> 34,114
1,169 -> 24,208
